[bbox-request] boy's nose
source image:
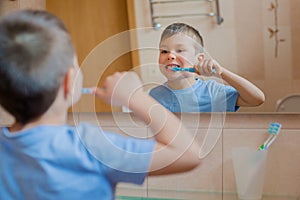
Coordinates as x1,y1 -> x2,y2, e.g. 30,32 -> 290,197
167,52 -> 176,60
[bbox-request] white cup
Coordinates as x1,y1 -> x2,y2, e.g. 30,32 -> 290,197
232,147 -> 268,200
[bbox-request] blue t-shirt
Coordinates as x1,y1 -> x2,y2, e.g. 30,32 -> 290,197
149,79 -> 239,112
0,123 -> 155,200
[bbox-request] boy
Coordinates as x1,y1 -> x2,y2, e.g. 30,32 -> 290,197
150,23 -> 265,112
0,10 -> 201,199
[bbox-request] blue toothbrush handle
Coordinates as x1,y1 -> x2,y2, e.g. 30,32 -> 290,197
184,68 -> 195,72
172,67 -> 216,74
171,67 -> 195,72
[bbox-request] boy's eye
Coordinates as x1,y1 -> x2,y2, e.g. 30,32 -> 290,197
160,50 -> 168,54
160,50 -> 169,54
177,49 -> 184,53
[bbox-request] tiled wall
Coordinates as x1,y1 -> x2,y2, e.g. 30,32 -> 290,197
0,0 -> 19,16
71,113 -> 300,200
1,112 -> 299,199
0,106 -> 14,126
0,0 -> 45,16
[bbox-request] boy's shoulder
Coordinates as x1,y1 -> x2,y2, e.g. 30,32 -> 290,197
149,83 -> 172,96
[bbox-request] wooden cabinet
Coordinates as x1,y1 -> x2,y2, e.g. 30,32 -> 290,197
46,0 -> 134,112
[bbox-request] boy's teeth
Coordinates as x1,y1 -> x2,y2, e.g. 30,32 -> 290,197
165,64 -> 180,69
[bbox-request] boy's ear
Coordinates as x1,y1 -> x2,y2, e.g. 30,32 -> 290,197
63,68 -> 75,98
196,53 -> 205,61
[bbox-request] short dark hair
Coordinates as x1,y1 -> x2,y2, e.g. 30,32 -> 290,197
0,10 -> 75,124
160,23 -> 204,52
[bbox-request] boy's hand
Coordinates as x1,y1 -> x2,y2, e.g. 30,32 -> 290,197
195,58 -> 223,76
94,72 -> 144,107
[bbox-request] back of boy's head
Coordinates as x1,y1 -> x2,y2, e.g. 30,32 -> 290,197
160,23 -> 204,50
0,9 -> 75,124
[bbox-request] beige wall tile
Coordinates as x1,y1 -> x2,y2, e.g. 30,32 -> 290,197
0,106 -> 14,126
19,0 -> 45,10
0,0 -> 19,16
147,129 -> 222,193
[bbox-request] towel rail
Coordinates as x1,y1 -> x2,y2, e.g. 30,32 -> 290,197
151,0 -> 214,4
149,0 -> 223,30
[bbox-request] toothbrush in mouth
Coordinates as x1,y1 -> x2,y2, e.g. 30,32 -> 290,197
172,67 -> 196,72
167,64 -> 196,72
171,66 -> 216,73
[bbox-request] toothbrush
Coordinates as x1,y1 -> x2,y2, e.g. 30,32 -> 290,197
82,87 -> 94,94
264,123 -> 281,149
171,66 -> 216,74
259,122 -> 281,150
264,122 -> 281,149
172,67 -> 196,72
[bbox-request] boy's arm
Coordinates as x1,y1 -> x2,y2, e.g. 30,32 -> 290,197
95,72 -> 201,175
219,68 -> 265,107
196,59 -> 265,107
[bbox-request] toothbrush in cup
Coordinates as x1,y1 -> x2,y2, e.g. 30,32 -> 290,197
259,122 -> 281,151
264,123 -> 281,149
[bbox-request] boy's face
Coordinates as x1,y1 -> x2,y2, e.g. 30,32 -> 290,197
158,33 -> 200,81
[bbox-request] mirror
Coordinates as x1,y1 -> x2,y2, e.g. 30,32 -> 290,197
46,0 -> 300,113
128,0 -> 300,113
1,0 -> 299,114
